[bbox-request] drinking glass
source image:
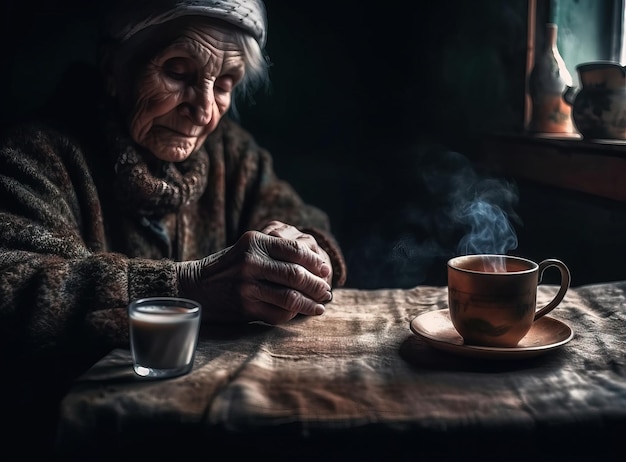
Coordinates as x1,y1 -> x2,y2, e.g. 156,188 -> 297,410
128,297 -> 201,378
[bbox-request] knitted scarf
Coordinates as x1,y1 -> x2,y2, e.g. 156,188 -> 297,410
103,107 -> 209,218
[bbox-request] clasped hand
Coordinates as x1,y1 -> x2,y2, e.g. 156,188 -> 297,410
176,221 -> 334,325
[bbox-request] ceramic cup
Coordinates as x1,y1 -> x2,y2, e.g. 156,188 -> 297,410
447,254 -> 570,348
128,297 -> 201,378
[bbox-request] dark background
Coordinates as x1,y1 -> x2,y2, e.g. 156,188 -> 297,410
2,1 -> 624,288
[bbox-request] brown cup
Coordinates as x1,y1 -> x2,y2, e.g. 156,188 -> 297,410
447,254 -> 570,347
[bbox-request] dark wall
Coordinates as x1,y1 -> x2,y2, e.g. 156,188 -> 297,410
2,1 -> 546,288
237,0 -> 531,288
512,180 -> 626,286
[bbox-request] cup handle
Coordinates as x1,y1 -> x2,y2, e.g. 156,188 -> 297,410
534,259 -> 571,321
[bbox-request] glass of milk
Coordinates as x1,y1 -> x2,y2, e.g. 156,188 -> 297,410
128,297 -> 201,379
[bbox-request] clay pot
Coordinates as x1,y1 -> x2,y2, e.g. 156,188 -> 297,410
563,61 -> 626,140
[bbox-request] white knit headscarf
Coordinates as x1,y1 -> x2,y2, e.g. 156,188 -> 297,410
104,0 -> 267,47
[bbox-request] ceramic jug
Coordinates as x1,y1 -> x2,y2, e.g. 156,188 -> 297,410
528,23 -> 574,134
563,61 -> 626,140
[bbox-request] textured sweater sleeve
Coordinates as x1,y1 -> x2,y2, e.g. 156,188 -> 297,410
0,125 -> 179,373
215,118 -> 347,287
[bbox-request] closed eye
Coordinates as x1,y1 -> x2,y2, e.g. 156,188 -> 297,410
215,76 -> 234,93
163,57 -> 194,83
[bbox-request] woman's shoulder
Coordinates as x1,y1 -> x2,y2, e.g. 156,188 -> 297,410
0,118 -> 98,184
0,120 -> 65,149
215,115 -> 255,141
209,115 -> 268,158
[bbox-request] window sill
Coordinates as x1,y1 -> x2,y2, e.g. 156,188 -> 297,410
476,133 -> 626,202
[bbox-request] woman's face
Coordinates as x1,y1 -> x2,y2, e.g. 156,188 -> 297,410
115,20 -> 246,162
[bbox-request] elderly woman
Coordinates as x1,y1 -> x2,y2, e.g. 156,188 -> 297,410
0,0 -> 346,453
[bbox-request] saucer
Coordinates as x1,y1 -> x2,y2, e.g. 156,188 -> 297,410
409,309 -> 573,360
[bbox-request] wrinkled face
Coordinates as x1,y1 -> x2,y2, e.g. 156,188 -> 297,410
114,20 -> 246,162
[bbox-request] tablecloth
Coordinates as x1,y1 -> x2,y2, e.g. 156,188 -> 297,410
55,282 -> 626,461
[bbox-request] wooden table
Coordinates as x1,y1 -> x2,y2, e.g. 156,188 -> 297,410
55,283 -> 626,461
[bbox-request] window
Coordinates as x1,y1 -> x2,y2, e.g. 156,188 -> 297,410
537,0 -> 625,87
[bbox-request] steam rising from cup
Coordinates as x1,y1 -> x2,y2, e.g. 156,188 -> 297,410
455,198 -> 519,272
346,146 -> 520,287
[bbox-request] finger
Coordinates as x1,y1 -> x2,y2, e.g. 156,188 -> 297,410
262,235 -> 331,282
262,223 -> 323,255
259,259 -> 331,303
242,282 -> 326,318
266,224 -> 308,243
260,220 -> 286,234
244,300 -> 301,325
